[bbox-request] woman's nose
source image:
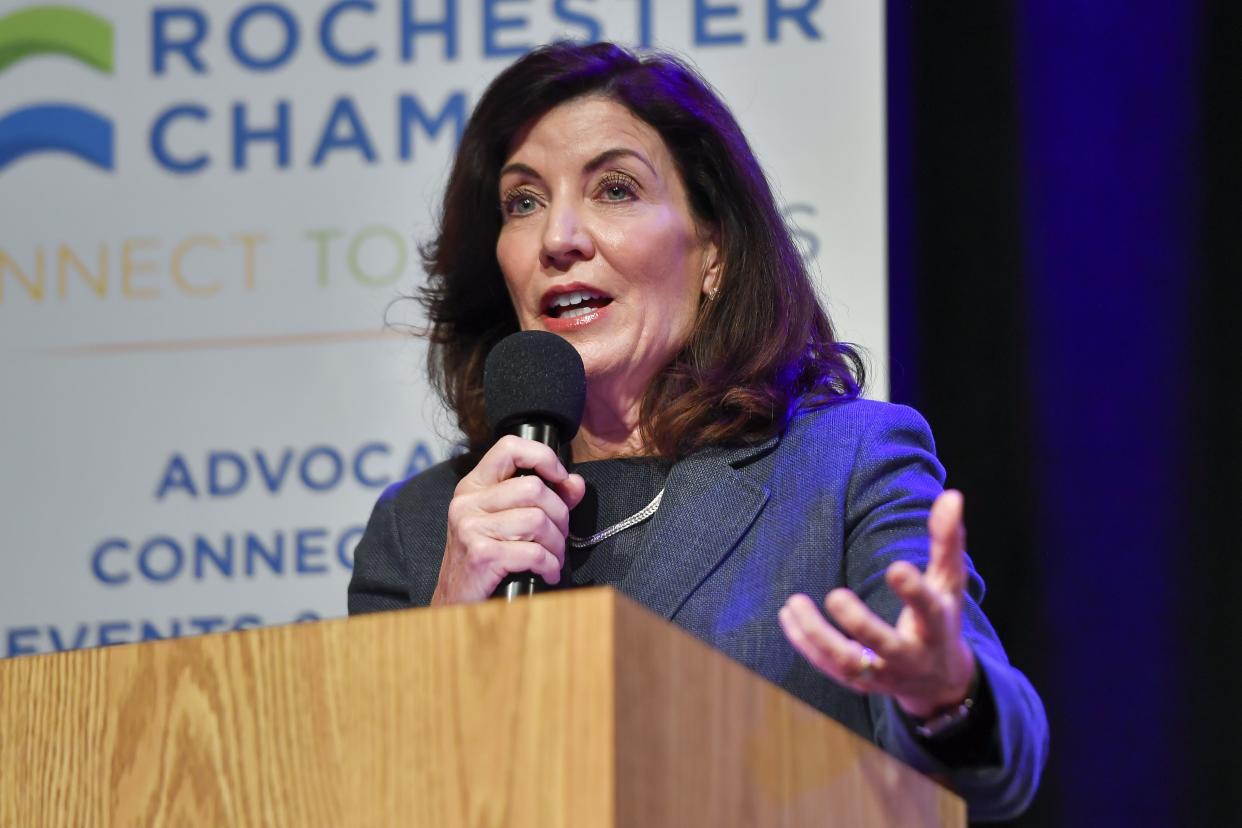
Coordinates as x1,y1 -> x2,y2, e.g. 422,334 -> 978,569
540,200 -> 594,269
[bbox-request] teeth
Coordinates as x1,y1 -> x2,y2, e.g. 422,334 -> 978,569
560,305 -> 597,319
549,289 -> 605,309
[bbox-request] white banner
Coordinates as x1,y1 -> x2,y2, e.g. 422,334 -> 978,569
0,0 -> 885,657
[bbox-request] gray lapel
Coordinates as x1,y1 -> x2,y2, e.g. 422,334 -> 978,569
621,435 -> 779,620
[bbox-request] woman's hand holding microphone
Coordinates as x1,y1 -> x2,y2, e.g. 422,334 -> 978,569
431,435 -> 585,605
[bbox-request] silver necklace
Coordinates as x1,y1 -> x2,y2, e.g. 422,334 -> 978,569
567,487 -> 665,548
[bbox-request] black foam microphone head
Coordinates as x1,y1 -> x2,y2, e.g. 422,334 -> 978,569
484,331 -> 587,440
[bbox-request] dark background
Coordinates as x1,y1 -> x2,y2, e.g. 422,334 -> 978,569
886,1 -> 1240,824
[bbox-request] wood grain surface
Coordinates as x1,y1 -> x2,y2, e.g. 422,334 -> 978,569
1,591 -> 614,827
613,594 -> 965,827
0,588 -> 963,827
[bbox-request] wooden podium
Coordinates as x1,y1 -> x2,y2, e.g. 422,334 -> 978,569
0,588 -> 964,826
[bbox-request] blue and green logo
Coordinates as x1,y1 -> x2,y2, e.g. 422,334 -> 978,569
0,5 -> 114,171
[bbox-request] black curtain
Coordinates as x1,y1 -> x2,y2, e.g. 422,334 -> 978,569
887,1 -> 1241,824
1186,1 -> 1242,823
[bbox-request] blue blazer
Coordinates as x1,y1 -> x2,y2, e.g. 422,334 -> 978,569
349,399 -> 1048,820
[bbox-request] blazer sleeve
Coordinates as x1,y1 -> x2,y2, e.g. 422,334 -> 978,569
348,480 -> 416,615
842,404 -> 1049,822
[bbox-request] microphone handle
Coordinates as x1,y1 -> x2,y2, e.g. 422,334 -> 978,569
494,420 -> 563,601
496,576 -> 542,600
509,421 -> 559,449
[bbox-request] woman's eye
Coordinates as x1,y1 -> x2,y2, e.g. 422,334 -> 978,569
598,176 -> 637,202
504,193 -> 539,216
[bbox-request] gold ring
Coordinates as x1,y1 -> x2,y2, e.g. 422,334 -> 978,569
856,646 -> 876,683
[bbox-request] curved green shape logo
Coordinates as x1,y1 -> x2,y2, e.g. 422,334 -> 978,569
0,5 -> 113,75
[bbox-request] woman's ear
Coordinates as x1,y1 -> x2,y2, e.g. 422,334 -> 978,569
701,226 -> 723,299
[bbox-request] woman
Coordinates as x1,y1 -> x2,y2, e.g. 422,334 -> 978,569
349,42 -> 1046,820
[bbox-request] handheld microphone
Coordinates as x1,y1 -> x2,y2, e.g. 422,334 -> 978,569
483,331 -> 587,600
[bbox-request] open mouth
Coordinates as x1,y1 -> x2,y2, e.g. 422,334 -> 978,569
544,289 -> 613,319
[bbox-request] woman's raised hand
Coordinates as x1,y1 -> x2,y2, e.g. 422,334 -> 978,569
431,435 -> 586,605
778,490 -> 977,719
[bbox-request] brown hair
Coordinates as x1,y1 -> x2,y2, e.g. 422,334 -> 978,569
420,41 -> 863,458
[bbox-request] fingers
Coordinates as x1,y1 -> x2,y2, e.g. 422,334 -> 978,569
504,541 -> 564,585
475,507 -> 565,561
926,489 -> 966,594
478,540 -> 564,585
781,585 -> 969,707
462,435 -> 586,510
779,492 -> 974,706
449,491 -> 567,582
779,593 -> 882,688
886,561 -> 950,645
550,469 -> 587,510
437,436 -> 593,603
824,588 -> 904,656
470,435 -> 572,490
473,474 -> 574,536
456,522 -> 565,589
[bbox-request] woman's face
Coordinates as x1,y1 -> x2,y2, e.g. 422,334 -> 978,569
496,96 -> 719,407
